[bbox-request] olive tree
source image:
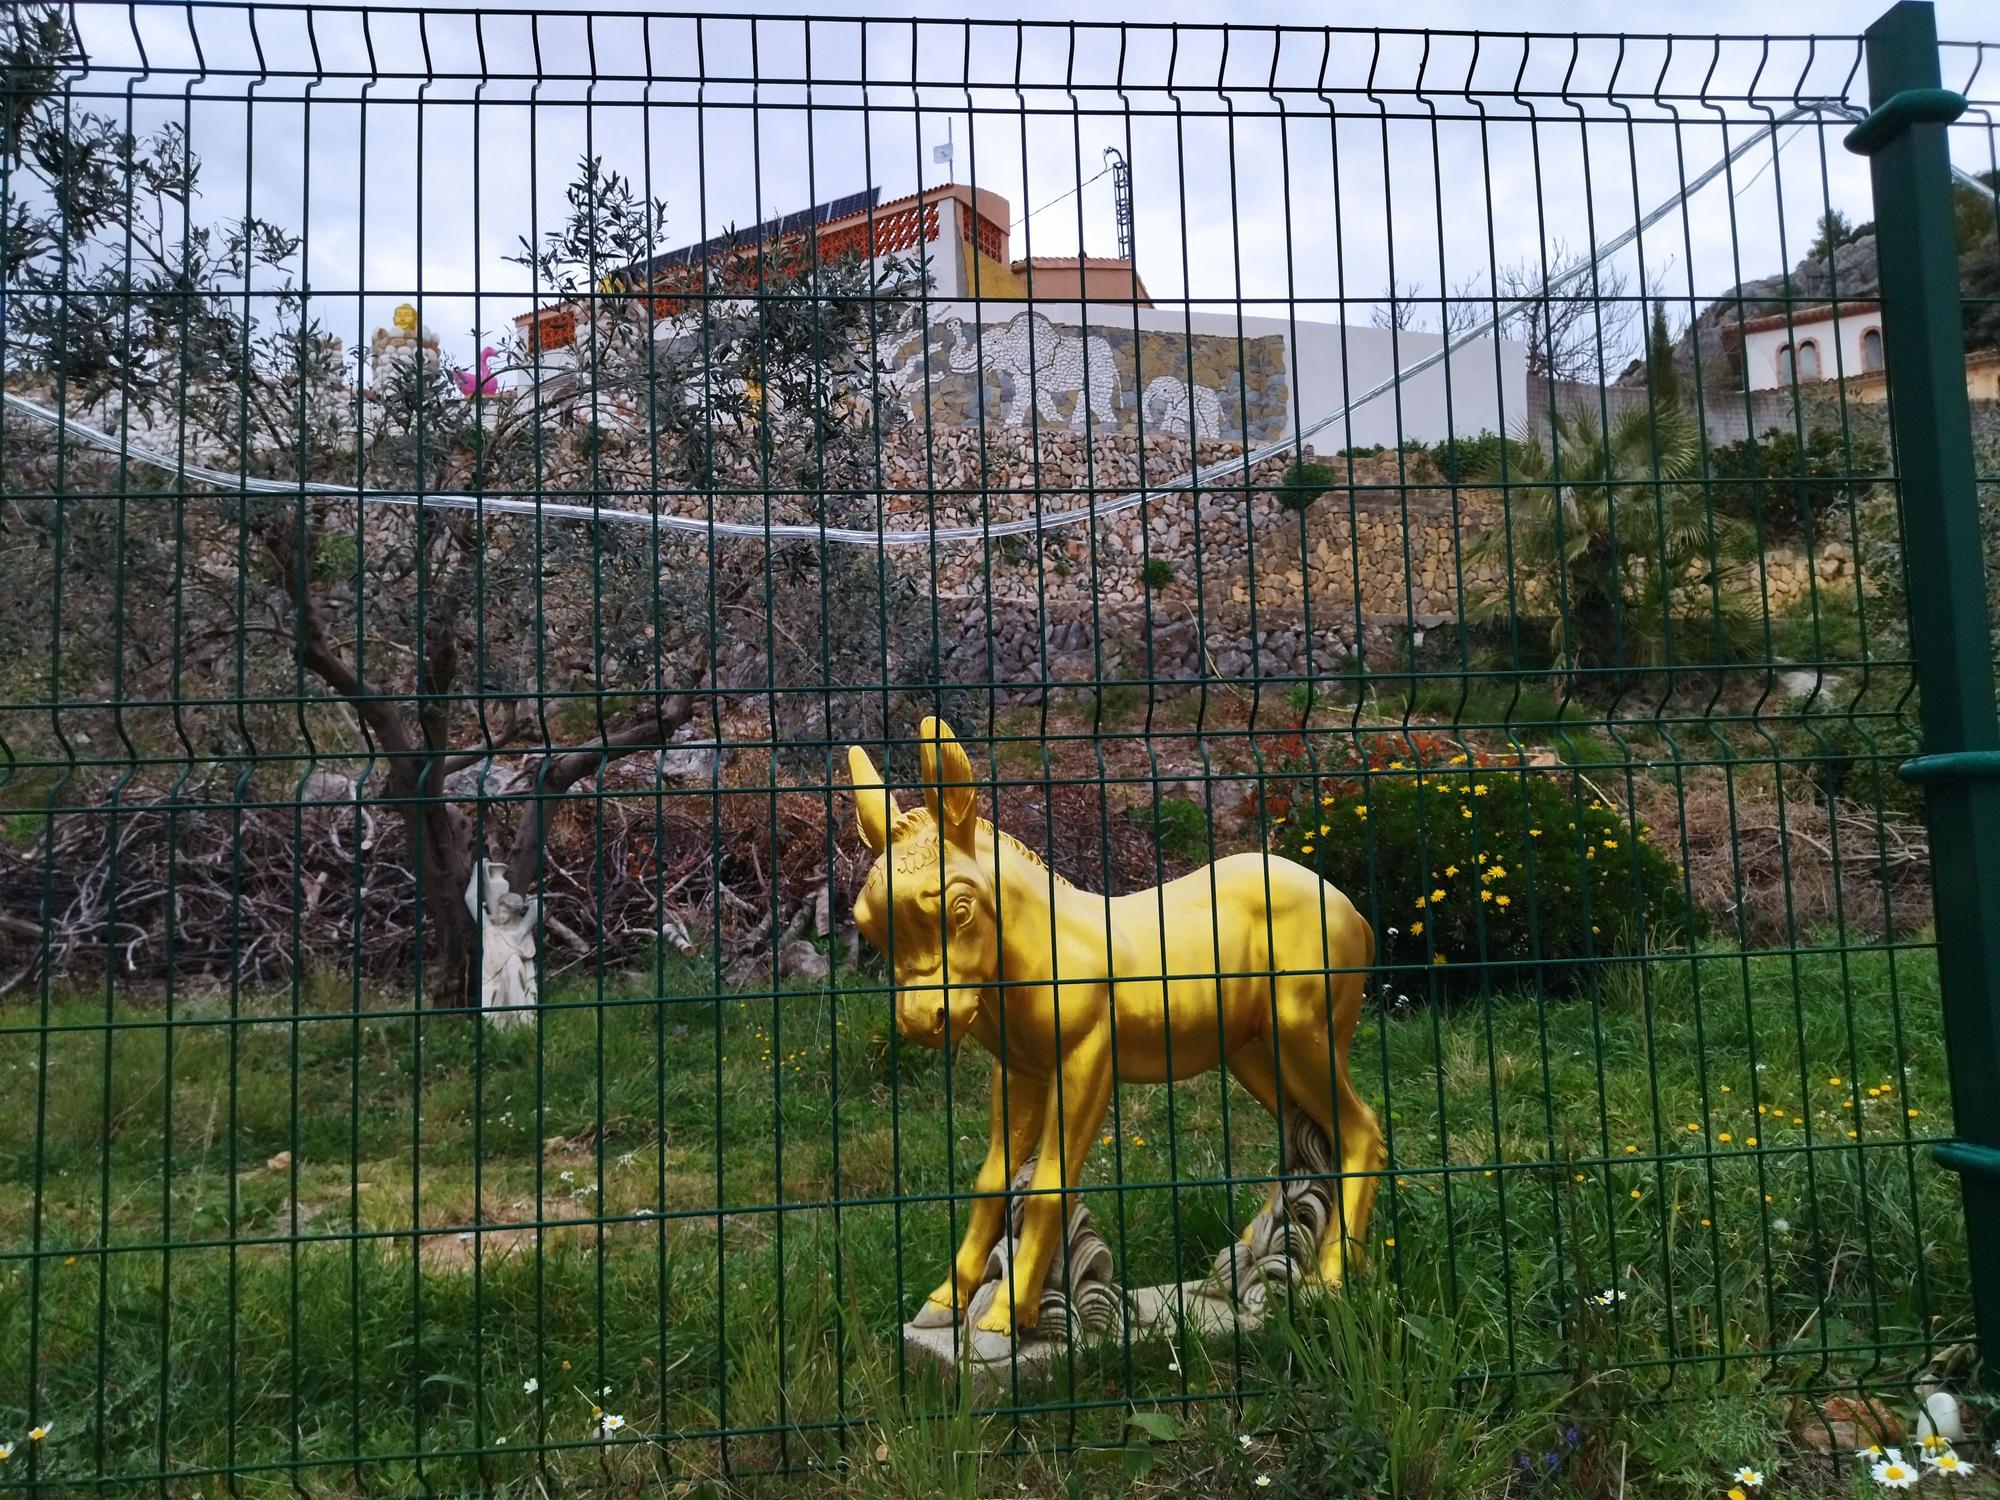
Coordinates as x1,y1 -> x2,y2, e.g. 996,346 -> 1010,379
1,3 -> 928,1003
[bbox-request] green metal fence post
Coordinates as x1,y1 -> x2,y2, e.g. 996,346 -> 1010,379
1851,0 -> 2000,1372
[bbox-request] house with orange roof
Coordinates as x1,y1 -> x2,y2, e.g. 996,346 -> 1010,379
509,180 -> 1521,449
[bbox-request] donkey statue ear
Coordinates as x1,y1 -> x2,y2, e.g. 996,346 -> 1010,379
848,745 -> 898,854
917,716 -> 978,846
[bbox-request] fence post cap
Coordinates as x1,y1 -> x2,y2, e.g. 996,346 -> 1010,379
1898,750 -> 2000,787
1843,87 -> 1967,155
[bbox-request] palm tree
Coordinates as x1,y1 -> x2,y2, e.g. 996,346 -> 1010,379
1467,403 -> 1760,689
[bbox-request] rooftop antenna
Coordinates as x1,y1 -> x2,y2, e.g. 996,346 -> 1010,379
933,118 -> 954,184
1104,146 -> 1133,263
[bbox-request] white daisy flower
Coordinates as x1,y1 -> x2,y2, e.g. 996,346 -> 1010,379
1871,1455 -> 1920,1489
1733,1467 -> 1764,1488
26,1424 -> 51,1443
1254,1478 -> 1272,1490
599,1413 -> 626,1436
0,1442 -> 13,1461
522,1377 -> 538,1394
1238,1434 -> 1254,1450
1591,1288 -> 1628,1306
1928,1451 -> 1975,1479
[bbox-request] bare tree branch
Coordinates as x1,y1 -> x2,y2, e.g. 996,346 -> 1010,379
1370,279 -> 1428,333
1495,240 -> 1637,382
503,691 -> 700,893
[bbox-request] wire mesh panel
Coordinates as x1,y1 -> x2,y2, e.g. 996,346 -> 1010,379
1,3 -> 1997,1491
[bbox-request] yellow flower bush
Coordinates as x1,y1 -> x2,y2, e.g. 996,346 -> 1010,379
1264,734 -> 1697,990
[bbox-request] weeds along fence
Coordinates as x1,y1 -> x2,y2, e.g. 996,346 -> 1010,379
2,1 -> 1999,1490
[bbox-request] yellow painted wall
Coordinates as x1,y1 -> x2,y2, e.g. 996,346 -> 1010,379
961,245 -> 1030,302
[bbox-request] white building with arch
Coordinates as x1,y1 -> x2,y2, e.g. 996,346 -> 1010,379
1728,298 -> 2000,404
1735,301 -> 1886,391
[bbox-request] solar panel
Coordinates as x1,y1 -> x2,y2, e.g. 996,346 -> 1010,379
818,188 -> 880,226
631,186 -> 883,280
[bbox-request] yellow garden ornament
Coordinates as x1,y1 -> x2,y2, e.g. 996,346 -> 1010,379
849,717 -> 1383,1355
391,302 -> 418,334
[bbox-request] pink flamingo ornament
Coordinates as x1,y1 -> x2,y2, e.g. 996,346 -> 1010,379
456,346 -> 500,399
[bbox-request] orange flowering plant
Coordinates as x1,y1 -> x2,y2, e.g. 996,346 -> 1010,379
1259,733 -> 1696,987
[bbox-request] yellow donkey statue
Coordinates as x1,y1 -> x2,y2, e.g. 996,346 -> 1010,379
848,717 -> 1384,1352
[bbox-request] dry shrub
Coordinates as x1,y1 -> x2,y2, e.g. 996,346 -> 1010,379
1630,769 -> 1930,944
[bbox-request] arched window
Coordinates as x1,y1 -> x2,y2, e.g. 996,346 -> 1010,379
1776,343 -> 1795,384
1796,339 -> 1821,382
1861,326 -> 1885,372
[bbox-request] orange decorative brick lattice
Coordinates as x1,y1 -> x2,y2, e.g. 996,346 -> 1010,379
525,194 -> 970,350
531,308 -> 576,353
962,202 -> 1007,264
817,202 -> 940,262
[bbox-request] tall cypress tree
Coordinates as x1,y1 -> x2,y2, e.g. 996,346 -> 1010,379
1645,300 -> 1682,408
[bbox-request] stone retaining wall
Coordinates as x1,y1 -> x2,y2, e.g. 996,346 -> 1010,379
866,429 -> 1495,693
868,426 -> 1850,697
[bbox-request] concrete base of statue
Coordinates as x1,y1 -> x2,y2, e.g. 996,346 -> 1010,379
902,1113 -> 1339,1389
902,1278 -> 1266,1388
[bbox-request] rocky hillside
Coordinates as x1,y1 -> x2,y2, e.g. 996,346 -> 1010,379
1620,234 -> 1880,390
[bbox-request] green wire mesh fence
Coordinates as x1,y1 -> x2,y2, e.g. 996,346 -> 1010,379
2,0 -> 1998,1489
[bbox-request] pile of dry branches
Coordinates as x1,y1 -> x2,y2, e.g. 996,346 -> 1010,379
0,774 -> 863,998
5,753 -> 1921,1000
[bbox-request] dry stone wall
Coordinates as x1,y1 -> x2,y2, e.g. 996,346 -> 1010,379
862,426 -> 1844,697
871,429 -> 1498,692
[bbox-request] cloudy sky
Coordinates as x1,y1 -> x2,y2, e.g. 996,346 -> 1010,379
56,0 -> 2000,375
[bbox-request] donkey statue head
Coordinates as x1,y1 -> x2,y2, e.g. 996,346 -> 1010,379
847,717 -> 1000,1048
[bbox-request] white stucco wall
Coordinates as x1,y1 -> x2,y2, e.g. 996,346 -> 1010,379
931,200 -> 967,298
899,300 -> 1529,449
1740,307 -> 1885,391
1274,314 -> 1529,448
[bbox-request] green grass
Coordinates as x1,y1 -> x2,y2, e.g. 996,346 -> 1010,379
0,941 -> 1971,1495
